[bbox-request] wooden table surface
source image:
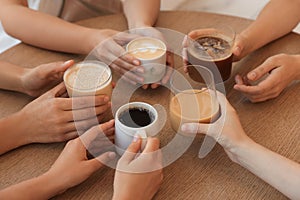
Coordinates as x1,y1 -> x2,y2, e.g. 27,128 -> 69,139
1,11 -> 300,200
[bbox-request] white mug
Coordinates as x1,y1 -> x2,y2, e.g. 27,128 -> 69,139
115,102 -> 159,155
126,37 -> 167,84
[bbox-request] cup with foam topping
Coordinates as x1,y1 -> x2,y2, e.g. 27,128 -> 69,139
126,37 -> 167,84
63,60 -> 112,97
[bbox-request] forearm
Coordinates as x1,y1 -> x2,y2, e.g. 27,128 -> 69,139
0,61 -> 27,93
0,112 -> 30,155
122,0 -> 160,29
0,172 -> 65,199
240,0 -> 300,55
235,139 -> 300,199
0,3 -> 94,54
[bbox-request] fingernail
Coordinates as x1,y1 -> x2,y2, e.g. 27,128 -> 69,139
248,72 -> 256,80
181,124 -> 196,132
137,67 -> 144,73
235,46 -> 241,55
63,60 -> 73,66
133,134 -> 139,142
133,59 -> 140,65
137,77 -> 144,83
104,96 -> 109,102
181,124 -> 189,132
108,152 -> 116,159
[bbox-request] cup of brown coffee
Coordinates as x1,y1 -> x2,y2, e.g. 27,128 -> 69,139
169,66 -> 220,133
63,60 -> 112,97
126,37 -> 167,84
187,26 -> 235,82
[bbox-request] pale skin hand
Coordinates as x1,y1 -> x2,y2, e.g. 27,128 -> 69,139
181,92 -> 300,199
0,60 -> 73,97
0,121 -> 116,200
113,137 -> 163,200
0,82 -> 111,155
234,54 -> 300,102
130,27 -> 175,90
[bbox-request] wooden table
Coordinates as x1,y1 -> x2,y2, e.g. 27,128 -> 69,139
1,11 -> 300,200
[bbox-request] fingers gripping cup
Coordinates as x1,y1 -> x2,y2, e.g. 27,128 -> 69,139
126,37 -> 167,84
63,60 -> 112,97
115,102 -> 159,155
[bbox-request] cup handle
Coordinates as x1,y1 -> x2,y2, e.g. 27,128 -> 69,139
136,130 -> 147,151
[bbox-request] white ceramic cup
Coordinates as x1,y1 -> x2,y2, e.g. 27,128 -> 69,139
115,102 -> 159,155
126,37 -> 167,84
63,60 -> 112,97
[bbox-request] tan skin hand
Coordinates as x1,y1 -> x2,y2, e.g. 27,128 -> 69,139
181,92 -> 251,164
21,60 -> 74,97
46,120 -> 116,192
113,137 -> 163,200
234,54 -> 300,102
19,82 -> 111,143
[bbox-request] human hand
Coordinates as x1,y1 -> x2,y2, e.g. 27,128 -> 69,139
113,137 -> 163,200
234,54 -> 300,102
45,120 -> 116,194
181,92 -> 251,164
130,27 -> 175,90
21,60 -> 74,97
18,82 -> 111,143
89,29 -> 146,85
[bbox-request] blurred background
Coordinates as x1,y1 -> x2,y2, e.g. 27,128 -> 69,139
161,0 -> 300,33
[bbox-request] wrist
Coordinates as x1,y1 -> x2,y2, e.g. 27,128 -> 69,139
35,172 -> 68,199
237,31 -> 254,59
112,193 -> 132,200
230,137 -> 258,166
128,22 -> 152,31
15,109 -> 36,144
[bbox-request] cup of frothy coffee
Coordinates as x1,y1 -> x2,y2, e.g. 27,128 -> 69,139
187,26 -> 235,82
63,60 -> 112,97
126,37 -> 167,84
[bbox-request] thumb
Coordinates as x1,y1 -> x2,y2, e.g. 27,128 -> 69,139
88,151 -> 116,171
247,59 -> 275,81
181,123 -> 210,136
56,60 -> 74,73
232,36 -> 243,62
119,136 -> 142,164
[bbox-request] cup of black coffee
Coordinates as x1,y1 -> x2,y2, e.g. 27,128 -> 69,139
115,102 -> 159,155
187,26 -> 235,82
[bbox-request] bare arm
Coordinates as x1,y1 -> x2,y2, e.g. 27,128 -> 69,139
122,0 -> 161,29
236,0 -> 300,59
0,0 -> 99,54
182,93 -> 300,199
236,139 -> 300,200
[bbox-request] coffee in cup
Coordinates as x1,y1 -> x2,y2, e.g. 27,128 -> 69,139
115,102 -> 159,155
169,66 -> 220,133
187,27 -> 235,82
169,89 -> 220,132
63,60 -> 112,97
126,37 -> 167,84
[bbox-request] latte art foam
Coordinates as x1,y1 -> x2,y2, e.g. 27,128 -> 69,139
127,37 -> 166,60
